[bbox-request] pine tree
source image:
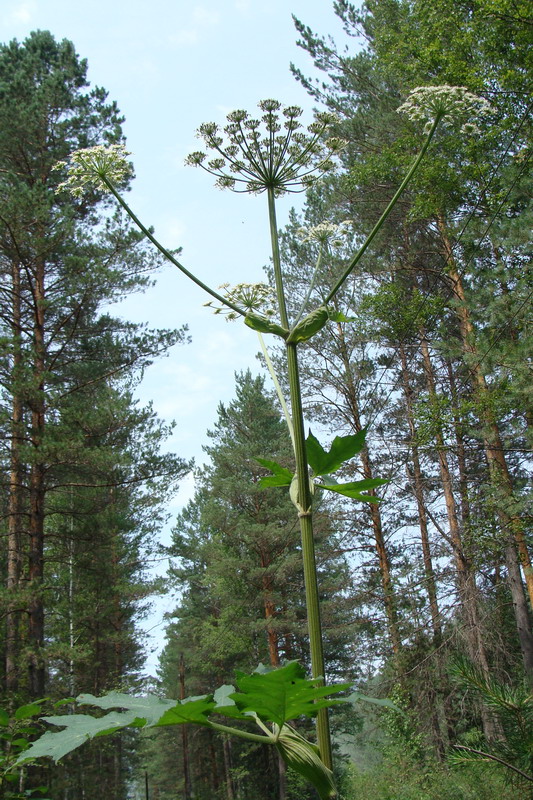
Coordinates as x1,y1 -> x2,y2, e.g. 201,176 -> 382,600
284,0 -> 532,749
0,30 -> 189,698
0,30 -> 192,797
145,371 -> 356,800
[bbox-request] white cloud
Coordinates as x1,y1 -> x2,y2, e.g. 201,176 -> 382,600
7,1 -> 35,24
168,4 -> 220,47
192,6 -> 219,26
171,29 -> 199,46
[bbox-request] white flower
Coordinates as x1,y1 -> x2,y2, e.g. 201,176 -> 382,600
296,220 -> 352,247
56,144 -> 133,197
204,282 -> 277,321
186,100 -> 346,196
397,86 -> 492,134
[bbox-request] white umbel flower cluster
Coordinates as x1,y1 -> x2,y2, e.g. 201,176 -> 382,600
205,282 -> 277,321
397,86 -> 492,134
186,100 -> 346,196
296,220 -> 352,248
56,144 -> 133,196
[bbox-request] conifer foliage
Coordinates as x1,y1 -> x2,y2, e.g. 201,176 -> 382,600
0,2 -> 531,797
0,31 -> 190,798
150,371 -> 355,799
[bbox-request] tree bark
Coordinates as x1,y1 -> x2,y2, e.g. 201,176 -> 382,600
261,563 -> 281,669
399,343 -> 442,643
334,321 -> 402,660
419,331 -> 498,740
437,215 -> 533,681
28,254 -> 46,698
6,258 -> 24,693
222,735 -> 235,800
399,342 -> 450,756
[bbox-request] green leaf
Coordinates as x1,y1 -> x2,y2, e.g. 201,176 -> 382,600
16,693 -> 216,764
76,692 -> 180,726
14,703 -> 44,720
286,306 -> 329,343
327,309 -> 356,323
0,709 -> 9,727
306,429 -> 367,476
348,692 -> 404,713
255,457 -> 294,488
15,712 -> 140,764
213,684 -> 252,720
14,726 -> 40,736
321,478 -> 388,501
53,698 -> 76,708
79,691 -> 216,728
275,724 -> 337,800
230,661 -> 349,727
156,695 -> 215,727
10,738 -> 30,749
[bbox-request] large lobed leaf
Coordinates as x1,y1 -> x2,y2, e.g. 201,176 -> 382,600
255,457 -> 294,488
229,661 -> 349,727
16,692 -> 215,765
306,429 -> 367,476
16,712 -> 142,764
321,477 -> 388,502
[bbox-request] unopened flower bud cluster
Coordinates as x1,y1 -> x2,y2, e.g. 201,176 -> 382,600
56,144 -> 133,197
205,282 -> 277,321
397,85 -> 492,134
186,100 -> 346,195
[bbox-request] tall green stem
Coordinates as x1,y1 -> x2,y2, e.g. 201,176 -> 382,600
286,341 -> 333,770
266,187 -> 333,770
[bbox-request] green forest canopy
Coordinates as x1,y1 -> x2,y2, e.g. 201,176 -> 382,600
0,1 -> 531,798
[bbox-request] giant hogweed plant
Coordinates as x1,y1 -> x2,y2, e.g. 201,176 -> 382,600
17,88 -> 490,799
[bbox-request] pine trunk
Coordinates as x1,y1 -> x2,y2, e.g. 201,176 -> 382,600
399,343 -> 442,642
419,331 -> 497,739
335,322 -> 402,659
437,216 -> 533,681
6,258 -> 24,693
28,255 -> 46,698
399,342 -> 450,756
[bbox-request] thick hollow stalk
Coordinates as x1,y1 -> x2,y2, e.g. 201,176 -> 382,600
266,187 -> 333,769
286,341 -> 333,770
208,720 -> 273,744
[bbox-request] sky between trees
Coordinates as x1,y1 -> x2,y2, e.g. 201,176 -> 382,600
1,0 -> 355,671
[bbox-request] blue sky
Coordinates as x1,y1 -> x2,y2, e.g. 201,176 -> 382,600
1,0 -> 355,673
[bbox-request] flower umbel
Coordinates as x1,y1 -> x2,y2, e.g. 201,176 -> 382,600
56,144 -> 133,197
205,282 -> 277,321
397,85 -> 492,134
297,220 -> 352,248
186,100 -> 346,195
